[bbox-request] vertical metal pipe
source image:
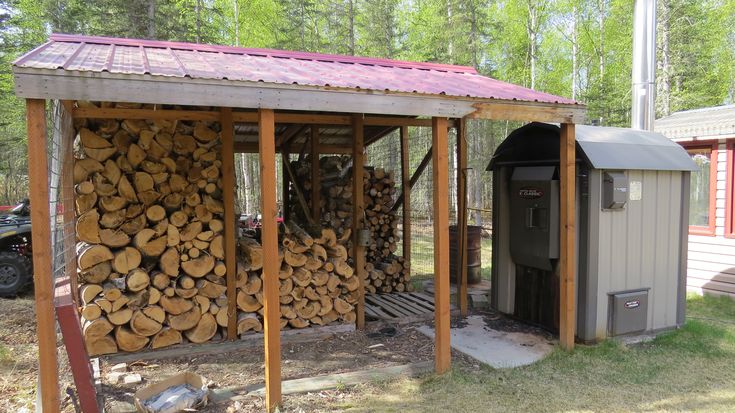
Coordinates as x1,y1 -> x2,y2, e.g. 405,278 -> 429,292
631,0 -> 657,130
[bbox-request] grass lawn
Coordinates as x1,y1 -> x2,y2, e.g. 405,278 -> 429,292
324,293 -> 735,412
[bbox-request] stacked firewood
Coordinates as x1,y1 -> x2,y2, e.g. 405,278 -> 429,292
289,156 -> 412,294
234,222 -> 357,334
74,102 -> 228,356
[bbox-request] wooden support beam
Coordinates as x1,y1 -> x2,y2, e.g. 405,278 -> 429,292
59,103 -> 78,304
400,126 -> 411,268
281,153 -> 316,227
282,150 -> 290,223
456,119 -> 469,316
432,117 -> 451,374
26,98 -> 61,412
259,108 -> 282,411
390,146 -> 433,213
310,127 -> 321,225
276,124 -> 308,149
364,126 -> 397,146
73,106 -> 221,121
352,114 -> 366,330
234,142 -> 352,154
559,123 -> 576,351
220,108 -> 238,340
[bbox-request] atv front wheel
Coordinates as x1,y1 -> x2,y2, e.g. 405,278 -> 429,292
0,251 -> 32,297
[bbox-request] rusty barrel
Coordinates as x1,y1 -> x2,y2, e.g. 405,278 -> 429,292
449,225 -> 483,285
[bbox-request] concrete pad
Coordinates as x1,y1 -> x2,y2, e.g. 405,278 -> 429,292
417,315 -> 555,368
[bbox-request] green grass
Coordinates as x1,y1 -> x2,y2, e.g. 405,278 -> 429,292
329,293 -> 735,412
0,344 -> 9,364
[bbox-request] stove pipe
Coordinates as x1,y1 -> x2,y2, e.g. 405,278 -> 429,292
631,0 -> 657,131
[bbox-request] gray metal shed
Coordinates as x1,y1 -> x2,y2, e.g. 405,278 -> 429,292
488,122 -> 697,342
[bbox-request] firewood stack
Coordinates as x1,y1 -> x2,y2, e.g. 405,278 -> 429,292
234,223 -> 357,334
74,102 -> 228,356
289,155 -> 412,295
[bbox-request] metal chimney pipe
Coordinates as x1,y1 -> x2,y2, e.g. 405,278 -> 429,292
631,0 -> 657,130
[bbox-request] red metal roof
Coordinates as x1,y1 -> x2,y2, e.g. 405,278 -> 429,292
14,34 -> 577,106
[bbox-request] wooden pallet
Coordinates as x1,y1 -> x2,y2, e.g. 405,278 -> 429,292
365,292 -> 450,323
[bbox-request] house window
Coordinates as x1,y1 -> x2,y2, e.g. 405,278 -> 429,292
683,143 -> 717,235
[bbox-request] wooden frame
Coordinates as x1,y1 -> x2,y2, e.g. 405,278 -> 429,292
400,126 -> 411,266
26,99 -> 61,412
432,117 -> 451,373
679,141 -> 718,236
456,119 -> 469,316
258,109 -> 282,411
352,115 -> 366,330
559,123 -> 576,351
220,108 -> 238,339
725,139 -> 735,238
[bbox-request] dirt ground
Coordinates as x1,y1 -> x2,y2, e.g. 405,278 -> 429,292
0,291 -> 476,413
101,321 -> 477,412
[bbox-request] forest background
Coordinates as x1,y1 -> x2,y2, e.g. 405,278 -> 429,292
0,0 -> 733,222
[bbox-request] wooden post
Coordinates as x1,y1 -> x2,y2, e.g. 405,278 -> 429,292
559,123 -> 576,351
26,98 -> 61,412
259,108 -> 281,410
456,119 -> 469,316
220,108 -> 238,340
60,102 -> 78,304
432,117 -> 451,373
400,126 -> 411,267
310,126 -> 320,224
352,114 -> 366,330
282,150 -> 290,223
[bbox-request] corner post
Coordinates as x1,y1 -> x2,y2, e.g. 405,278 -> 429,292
559,123 -> 576,351
220,108 -> 238,340
259,108 -> 282,410
432,117 -> 451,373
352,114 -> 366,329
26,98 -> 61,412
400,126 -> 411,269
456,118 -> 469,316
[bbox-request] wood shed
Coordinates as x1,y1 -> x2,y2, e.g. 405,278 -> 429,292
13,34 -> 585,412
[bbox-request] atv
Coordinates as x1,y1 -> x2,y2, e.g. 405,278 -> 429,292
0,199 -> 33,296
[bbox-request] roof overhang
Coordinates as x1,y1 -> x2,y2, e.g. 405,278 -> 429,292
13,67 -> 586,123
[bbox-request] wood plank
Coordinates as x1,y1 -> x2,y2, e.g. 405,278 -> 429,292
456,118 -> 469,316
259,108 -> 282,411
105,324 -> 356,364
380,294 -> 430,315
469,101 -> 586,123
400,126 -> 411,269
368,295 -> 416,318
73,106 -> 221,121
559,123 -> 576,351
352,114 -> 366,329
282,149 -> 290,224
432,117 -> 451,374
410,292 -> 436,305
363,299 -> 395,319
310,126 -> 321,224
400,293 -> 436,312
391,146 -> 433,213
220,108 -> 238,340
26,98 -> 61,413
211,361 -> 433,402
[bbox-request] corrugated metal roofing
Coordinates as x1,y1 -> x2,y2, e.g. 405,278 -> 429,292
488,122 -> 698,172
654,105 -> 735,140
13,34 -> 577,106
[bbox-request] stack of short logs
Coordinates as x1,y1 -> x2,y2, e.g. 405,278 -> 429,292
235,223 -> 358,333
74,102 -> 229,356
289,155 -> 412,294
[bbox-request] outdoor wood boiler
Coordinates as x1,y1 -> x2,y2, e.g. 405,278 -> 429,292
488,123 -> 697,342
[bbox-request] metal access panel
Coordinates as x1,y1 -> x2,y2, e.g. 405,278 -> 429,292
609,289 -> 649,336
509,166 -> 559,271
602,171 -> 628,209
